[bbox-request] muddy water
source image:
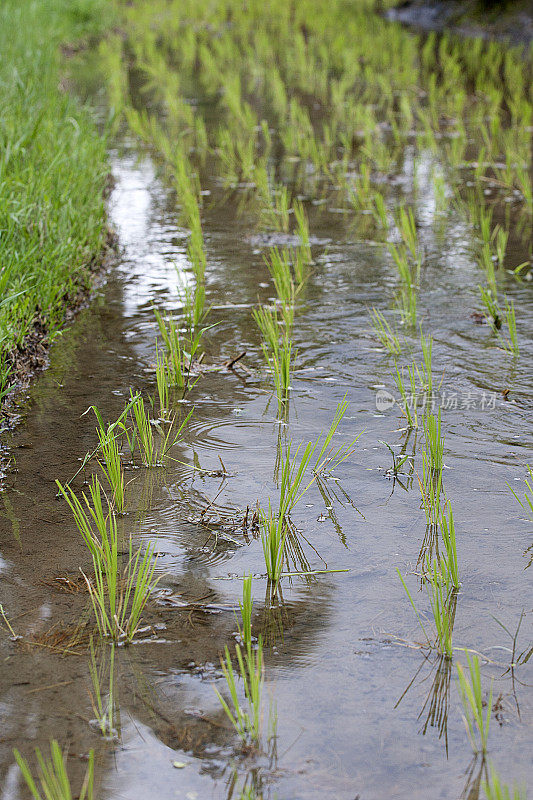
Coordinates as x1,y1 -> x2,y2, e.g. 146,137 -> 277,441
0,130 -> 532,799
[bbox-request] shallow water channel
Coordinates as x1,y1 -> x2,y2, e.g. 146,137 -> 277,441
0,102 -> 532,798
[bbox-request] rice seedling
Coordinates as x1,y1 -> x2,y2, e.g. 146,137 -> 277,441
155,342 -> 170,420
371,192 -> 388,230
313,395 -> 361,476
264,335 -> 294,413
293,199 -> 312,265
369,308 -> 402,355
266,247 -> 295,307
394,363 -> 419,428
129,393 -> 189,466
507,464 -> 533,518
483,764 -> 527,800
253,305 -> 280,354
494,226 -> 509,268
154,309 -> 187,388
423,410 -> 444,472
396,206 -> 421,267
501,297 -> 519,357
439,506 -> 460,590
88,639 -> 118,739
14,740 -> 94,800
96,425 -> 125,513
479,286 -> 502,331
419,328 -> 433,395
56,476 -> 160,642
260,507 -> 287,585
456,652 -> 493,755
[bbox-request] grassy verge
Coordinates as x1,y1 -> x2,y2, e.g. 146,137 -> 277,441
0,0 -> 112,411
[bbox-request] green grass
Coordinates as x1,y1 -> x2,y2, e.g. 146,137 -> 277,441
0,0 -> 110,405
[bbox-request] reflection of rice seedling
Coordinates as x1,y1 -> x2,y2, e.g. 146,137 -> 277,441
370,308 -> 401,355
507,464 -> 533,517
483,764 -> 527,800
89,639 -> 118,739
56,476 -> 160,642
456,652 -> 493,755
214,577 -> 264,748
14,740 -> 94,800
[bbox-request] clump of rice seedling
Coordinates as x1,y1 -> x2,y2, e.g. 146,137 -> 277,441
214,577 -> 264,748
56,476 -> 160,642
398,555 -> 457,659
456,652 -> 493,755
370,308 -> 401,355
14,740 -> 94,800
479,286 -> 502,331
260,504 -> 287,584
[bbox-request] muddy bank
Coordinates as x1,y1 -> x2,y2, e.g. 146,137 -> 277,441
385,0 -> 533,43
0,230 -> 116,428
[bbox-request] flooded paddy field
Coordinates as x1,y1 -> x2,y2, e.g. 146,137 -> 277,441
0,2 -> 532,798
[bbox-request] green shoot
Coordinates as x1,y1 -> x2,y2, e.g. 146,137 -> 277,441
370,308 -> 401,355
